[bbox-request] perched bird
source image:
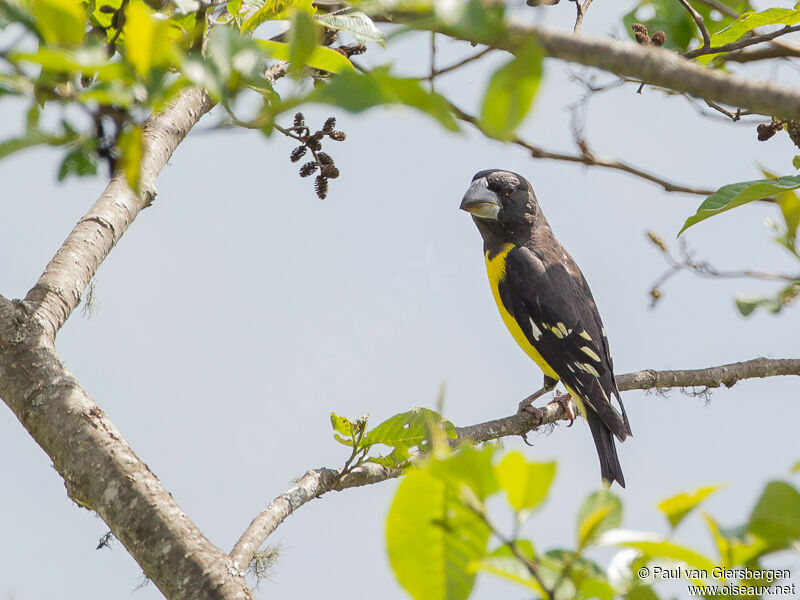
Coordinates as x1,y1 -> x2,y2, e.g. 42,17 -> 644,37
460,169 -> 632,487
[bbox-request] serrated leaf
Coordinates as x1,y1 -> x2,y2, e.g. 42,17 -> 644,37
657,485 -> 722,530
479,40 -> 542,140
259,40 -> 353,72
495,452 -> 555,514
363,407 -> 455,449
330,412 -> 353,436
118,125 -> 144,193
747,480 -> 800,547
386,469 -> 490,600
679,175 -> 800,236
315,10 -> 384,44
32,0 -> 86,46
577,490 -> 622,548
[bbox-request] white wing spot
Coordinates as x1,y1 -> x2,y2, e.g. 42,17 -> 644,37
579,330 -> 592,341
567,364 -> 575,372
557,322 -> 568,337
580,346 -> 602,362
550,326 -> 564,339
582,363 -> 600,377
601,327 -> 607,337
529,319 -> 542,341
573,362 -> 586,373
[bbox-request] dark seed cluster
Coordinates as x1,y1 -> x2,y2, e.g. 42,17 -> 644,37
632,23 -> 666,47
284,112 -> 346,199
757,120 -> 784,142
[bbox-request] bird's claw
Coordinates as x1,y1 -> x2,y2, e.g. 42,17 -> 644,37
554,390 -> 577,426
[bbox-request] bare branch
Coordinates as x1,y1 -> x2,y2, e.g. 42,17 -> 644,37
450,104 -> 715,195
24,87 -> 214,336
422,46 -> 493,80
684,25 -> 800,60
232,356 -> 800,567
677,0 -> 710,49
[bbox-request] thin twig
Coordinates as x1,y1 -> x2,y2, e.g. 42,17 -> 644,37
422,46 -> 492,80
677,0 -> 710,49
450,103 -> 715,195
684,25 -> 800,60
428,31 -> 436,92
573,0 -> 594,35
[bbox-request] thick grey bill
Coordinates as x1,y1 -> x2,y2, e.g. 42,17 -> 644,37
460,177 -> 500,220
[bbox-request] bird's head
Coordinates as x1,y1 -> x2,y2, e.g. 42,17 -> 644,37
459,170 -> 539,232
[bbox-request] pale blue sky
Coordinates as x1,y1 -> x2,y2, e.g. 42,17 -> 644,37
2,2 -> 799,599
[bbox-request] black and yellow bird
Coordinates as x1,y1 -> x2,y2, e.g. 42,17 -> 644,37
460,169 -> 632,487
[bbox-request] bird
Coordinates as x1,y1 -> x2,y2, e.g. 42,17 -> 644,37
460,169 -> 632,487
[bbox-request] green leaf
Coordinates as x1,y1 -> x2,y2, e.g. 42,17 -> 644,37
616,539 -> 718,575
761,167 -> 800,240
259,40 -> 353,73
495,452 -> 555,514
678,175 -> 800,236
704,514 -> 769,568
118,124 -> 144,193
792,460 -> 800,473
626,585 -> 661,600
793,156 -> 800,170
657,485 -> 722,530
386,469 -> 490,600
32,0 -> 86,46
623,0 -> 696,51
735,283 -> 800,317
311,68 -> 459,131
434,0 -> 506,41
577,490 -> 622,548
427,444 -> 499,501
240,0 -> 315,34
710,8 -> 800,46
0,131 -> 49,160
315,10 -> 384,44
123,0 -> 178,78
747,480 -> 800,547
330,412 -> 353,437
57,141 -> 97,180
288,9 -> 318,77
471,542 -> 546,594
363,407 -> 455,449
479,40 -> 542,140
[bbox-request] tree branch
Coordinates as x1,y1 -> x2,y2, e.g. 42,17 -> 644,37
683,24 -> 800,60
23,87 -> 214,336
677,0 -> 710,49
0,300 -> 252,600
432,23 -> 800,120
450,104 -> 715,195
231,356 -> 800,568
573,0 -> 594,35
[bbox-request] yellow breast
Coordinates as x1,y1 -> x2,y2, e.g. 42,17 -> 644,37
485,244 -> 559,380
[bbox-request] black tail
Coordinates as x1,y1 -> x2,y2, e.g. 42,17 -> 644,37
586,411 -> 625,488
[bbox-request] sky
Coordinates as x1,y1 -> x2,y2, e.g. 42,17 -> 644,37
1,2 -> 799,599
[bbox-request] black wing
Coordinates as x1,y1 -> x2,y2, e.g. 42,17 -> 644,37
499,246 -> 631,440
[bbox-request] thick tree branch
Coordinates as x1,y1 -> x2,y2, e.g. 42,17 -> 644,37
24,87 -> 214,336
0,88 -> 257,600
232,356 -> 800,568
435,23 -> 800,120
0,299 -> 252,600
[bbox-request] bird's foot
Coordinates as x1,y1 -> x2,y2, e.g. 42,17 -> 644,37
553,390 -> 577,427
